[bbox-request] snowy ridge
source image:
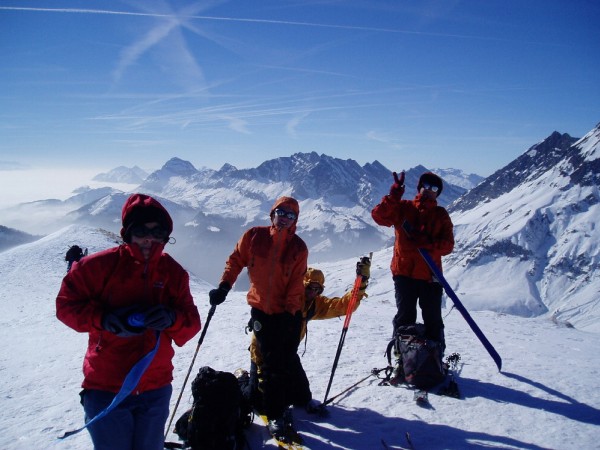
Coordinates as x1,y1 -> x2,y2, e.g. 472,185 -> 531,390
0,225 -> 599,449
447,124 -> 600,331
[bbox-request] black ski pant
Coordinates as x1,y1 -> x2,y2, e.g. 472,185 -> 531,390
392,275 -> 445,349
249,307 -> 303,419
242,356 -> 312,415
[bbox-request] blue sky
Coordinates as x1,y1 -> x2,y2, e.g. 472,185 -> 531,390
1,0 -> 599,180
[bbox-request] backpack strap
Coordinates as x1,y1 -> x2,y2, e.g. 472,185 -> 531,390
385,337 -> 396,366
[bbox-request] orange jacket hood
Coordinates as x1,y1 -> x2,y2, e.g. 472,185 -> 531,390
270,196 -> 300,235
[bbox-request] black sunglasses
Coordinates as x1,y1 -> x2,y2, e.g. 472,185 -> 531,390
274,209 -> 297,220
130,225 -> 169,240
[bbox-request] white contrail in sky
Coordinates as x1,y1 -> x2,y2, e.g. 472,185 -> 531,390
0,6 -> 513,41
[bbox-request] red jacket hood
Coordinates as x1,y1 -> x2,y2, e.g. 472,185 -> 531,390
120,194 -> 173,242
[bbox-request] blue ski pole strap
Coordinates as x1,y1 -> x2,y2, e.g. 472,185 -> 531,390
58,331 -> 161,440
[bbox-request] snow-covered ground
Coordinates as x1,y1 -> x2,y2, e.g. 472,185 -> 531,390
1,225 -> 599,449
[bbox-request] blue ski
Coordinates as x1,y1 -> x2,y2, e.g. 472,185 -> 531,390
402,221 -> 502,371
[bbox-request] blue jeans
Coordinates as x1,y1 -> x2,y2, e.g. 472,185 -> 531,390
82,384 -> 172,450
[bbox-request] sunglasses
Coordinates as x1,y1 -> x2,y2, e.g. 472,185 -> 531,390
273,209 -> 297,220
130,225 -> 169,240
421,183 -> 440,192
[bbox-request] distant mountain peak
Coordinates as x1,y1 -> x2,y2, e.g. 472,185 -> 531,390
162,157 -> 198,176
92,165 -> 148,184
450,130 -> 579,213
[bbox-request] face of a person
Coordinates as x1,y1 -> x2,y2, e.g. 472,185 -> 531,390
130,221 -> 167,259
419,182 -> 440,200
272,208 -> 297,230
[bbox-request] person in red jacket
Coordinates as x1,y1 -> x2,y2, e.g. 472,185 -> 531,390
208,196 -> 308,439
56,193 -> 201,450
371,171 -> 454,350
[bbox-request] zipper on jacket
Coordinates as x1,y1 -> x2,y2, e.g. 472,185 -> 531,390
266,230 -> 284,313
95,334 -> 103,352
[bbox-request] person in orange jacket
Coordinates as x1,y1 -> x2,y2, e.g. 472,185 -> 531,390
238,262 -> 370,415
56,193 -> 201,450
371,171 -> 454,349
208,196 -> 308,438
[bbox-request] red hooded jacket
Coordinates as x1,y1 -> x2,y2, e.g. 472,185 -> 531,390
56,194 -> 201,393
220,197 -> 308,315
371,193 -> 454,281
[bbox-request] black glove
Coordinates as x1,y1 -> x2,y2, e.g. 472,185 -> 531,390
389,171 -> 405,200
356,256 -> 371,282
142,305 -> 177,330
209,282 -> 231,306
101,305 -> 146,337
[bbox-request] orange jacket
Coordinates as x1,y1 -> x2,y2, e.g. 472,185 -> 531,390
220,197 -> 308,315
371,193 -> 454,280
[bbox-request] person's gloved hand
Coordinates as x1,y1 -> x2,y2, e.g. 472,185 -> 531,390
389,171 -> 405,200
209,282 -> 231,306
356,256 -> 371,281
101,305 -> 146,337
142,305 -> 177,330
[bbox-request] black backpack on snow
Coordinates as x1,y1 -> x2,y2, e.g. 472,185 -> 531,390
386,324 -> 446,390
174,366 -> 249,450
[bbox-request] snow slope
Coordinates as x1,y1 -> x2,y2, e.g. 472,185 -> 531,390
1,225 -> 599,449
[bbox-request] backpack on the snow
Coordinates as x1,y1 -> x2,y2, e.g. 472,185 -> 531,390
174,366 -> 250,450
386,324 -> 446,390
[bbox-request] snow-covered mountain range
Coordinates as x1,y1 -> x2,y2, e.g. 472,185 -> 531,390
0,153 -> 472,286
446,125 -> 600,331
1,123 -> 599,332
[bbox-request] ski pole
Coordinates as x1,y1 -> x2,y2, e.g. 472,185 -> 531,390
322,253 -> 372,404
164,304 -> 217,439
324,367 -> 385,406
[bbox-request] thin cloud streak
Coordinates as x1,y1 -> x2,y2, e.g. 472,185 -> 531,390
111,2 -> 212,91
0,6 -> 533,43
113,19 -> 177,82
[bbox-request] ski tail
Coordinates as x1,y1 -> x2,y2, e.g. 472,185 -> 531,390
258,414 -> 304,449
